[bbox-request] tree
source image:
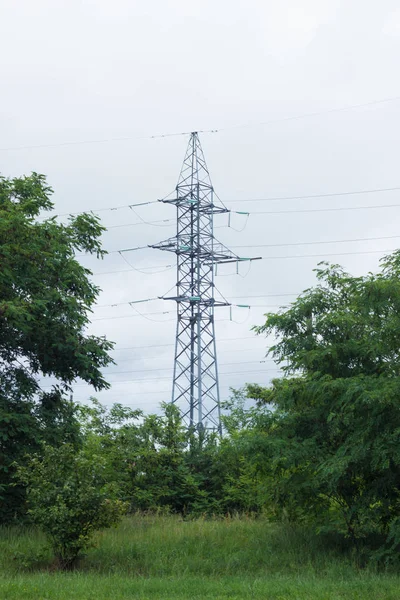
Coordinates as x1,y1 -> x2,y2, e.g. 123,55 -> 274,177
16,444 -> 127,569
74,400 -> 200,514
0,173 -> 114,521
249,254 -> 400,557
76,398 -> 144,505
128,404 -> 201,514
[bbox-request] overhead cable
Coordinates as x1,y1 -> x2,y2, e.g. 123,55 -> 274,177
227,186 -> 400,204
91,247 -> 395,277
251,203 -> 400,215
231,234 -> 400,249
42,368 -> 280,389
113,335 -> 259,352
3,94 -> 399,152
42,185 -> 400,225
101,359 -> 274,376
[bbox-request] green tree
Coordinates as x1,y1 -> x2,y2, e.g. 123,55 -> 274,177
0,173 -> 114,521
75,400 -> 199,514
249,254 -> 400,557
218,391 -> 272,515
74,396 -> 272,518
76,398 -> 143,505
129,404 -> 201,514
16,444 -> 127,569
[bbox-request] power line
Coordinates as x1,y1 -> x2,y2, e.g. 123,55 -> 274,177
43,368 -> 279,389
71,398 -> 260,409
87,232 -> 400,270
91,247 -> 394,279
96,203 -> 400,233
229,293 -> 301,298
41,186 -> 400,226
259,249 -> 394,260
41,361 -> 276,390
105,369 -> 278,384
232,234 -> 400,249
117,252 -> 174,275
0,130 -> 198,152
94,233 -> 400,257
249,304 -> 288,308
95,296 -> 160,309
109,346 -> 268,364
91,202 -> 400,237
76,244 -> 149,257
91,310 -> 174,322
41,201 -> 158,220
227,186 -> 400,204
101,294 -> 296,310
90,305 -> 279,323
72,384 -> 259,404
113,335 -> 259,352
68,203 -> 400,256
251,203 -> 400,215
93,298 -> 281,310
102,216 -> 247,231
91,263 -> 177,275
215,95 -> 400,132
101,360 -> 274,376
74,387 -> 171,395
79,232 -> 400,275
106,287 -> 390,312
105,368 -> 276,384
3,94 -> 399,152
106,218 -> 173,229
100,215 -> 243,231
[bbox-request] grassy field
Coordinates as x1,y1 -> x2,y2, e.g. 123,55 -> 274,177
1,515 -> 400,599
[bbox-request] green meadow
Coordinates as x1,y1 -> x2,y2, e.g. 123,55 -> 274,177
1,516 -> 400,600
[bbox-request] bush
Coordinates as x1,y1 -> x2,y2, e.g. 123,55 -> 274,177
16,444 -> 127,569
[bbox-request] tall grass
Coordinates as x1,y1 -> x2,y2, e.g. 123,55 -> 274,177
0,515 -> 351,576
1,515 -> 400,599
78,515 -> 356,577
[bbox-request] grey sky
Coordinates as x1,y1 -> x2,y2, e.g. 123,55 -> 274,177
1,0 -> 400,411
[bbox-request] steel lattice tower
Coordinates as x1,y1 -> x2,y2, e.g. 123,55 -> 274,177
150,132 -> 244,433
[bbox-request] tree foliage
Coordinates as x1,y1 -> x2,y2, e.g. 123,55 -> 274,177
248,255 -> 400,559
0,173 -> 114,521
16,444 -> 127,569
74,397 -> 268,517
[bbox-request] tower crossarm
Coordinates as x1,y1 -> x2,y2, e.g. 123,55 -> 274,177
159,196 -> 228,215
149,237 -> 240,264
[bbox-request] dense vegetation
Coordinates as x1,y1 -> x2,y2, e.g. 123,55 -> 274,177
2,173 -> 400,595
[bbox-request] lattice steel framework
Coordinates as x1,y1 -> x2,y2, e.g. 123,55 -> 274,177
150,132 -> 241,433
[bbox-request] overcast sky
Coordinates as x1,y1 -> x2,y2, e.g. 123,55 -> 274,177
1,0 -> 400,413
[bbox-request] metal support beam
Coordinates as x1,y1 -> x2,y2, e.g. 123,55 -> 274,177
150,132 -> 251,432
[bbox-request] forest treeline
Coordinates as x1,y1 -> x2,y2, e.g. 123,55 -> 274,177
2,173 -> 400,568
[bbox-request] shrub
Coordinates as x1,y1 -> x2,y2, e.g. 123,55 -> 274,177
16,444 -> 127,569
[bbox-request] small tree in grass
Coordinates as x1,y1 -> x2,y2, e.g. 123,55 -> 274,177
16,444 -> 127,569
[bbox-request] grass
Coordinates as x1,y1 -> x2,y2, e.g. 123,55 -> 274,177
0,515 -> 400,599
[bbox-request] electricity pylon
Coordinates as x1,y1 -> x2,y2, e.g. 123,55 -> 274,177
150,132 -> 255,433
